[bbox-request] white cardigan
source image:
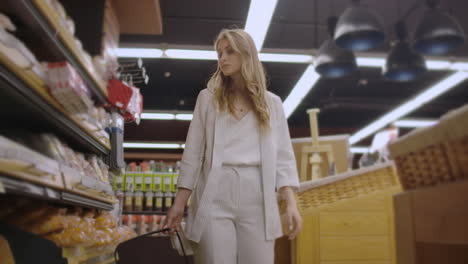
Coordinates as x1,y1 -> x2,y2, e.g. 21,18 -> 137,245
177,88 -> 300,243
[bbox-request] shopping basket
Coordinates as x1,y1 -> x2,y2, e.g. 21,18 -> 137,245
114,228 -> 193,264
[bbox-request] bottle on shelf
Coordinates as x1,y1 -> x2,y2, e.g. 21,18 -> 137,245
154,190 -> 164,213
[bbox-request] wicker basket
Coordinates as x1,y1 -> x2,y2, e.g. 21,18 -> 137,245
443,104 -> 468,179
279,162 -> 400,217
389,104 -> 468,190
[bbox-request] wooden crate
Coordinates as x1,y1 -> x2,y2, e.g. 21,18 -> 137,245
393,179 -> 468,264
286,162 -> 401,264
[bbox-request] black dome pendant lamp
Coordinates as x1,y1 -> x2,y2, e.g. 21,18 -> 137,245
383,22 -> 427,82
334,0 -> 386,51
413,0 -> 465,55
315,17 -> 357,78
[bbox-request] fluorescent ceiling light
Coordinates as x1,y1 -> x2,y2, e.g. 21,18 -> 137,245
123,142 -> 182,149
356,57 -> 386,67
259,53 -> 313,63
175,114 -> 193,120
141,113 -> 176,120
165,49 -> 218,60
244,0 -> 279,51
450,62 -> 468,71
349,71 -> 468,145
283,65 -> 321,118
117,48 -> 163,58
394,119 -> 438,128
357,57 -> 458,71
350,147 -> 370,154
426,60 -> 451,70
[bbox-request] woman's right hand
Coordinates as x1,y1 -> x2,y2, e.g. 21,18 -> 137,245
163,203 -> 185,232
161,188 -> 192,232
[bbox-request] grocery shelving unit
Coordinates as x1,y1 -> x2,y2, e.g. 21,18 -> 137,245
0,175 -> 114,211
0,56 -> 110,155
1,222 -> 118,264
5,0 -> 108,103
0,1 -> 126,263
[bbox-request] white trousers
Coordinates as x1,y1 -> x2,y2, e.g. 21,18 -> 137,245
192,165 -> 274,264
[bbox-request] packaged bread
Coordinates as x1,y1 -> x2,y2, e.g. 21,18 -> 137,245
26,208 -> 68,235
94,211 -> 118,229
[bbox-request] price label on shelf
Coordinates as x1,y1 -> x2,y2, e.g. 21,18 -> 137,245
0,179 -> 5,193
145,177 -> 152,184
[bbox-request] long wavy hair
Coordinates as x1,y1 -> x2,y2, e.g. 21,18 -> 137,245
207,29 -> 270,133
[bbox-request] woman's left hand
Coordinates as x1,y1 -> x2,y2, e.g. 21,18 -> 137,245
285,203 -> 302,240
279,186 -> 302,240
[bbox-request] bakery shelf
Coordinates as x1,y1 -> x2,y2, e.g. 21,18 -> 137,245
0,223 -> 117,264
0,53 -> 110,156
0,173 -> 114,211
7,0 -> 108,104
0,175 -> 61,201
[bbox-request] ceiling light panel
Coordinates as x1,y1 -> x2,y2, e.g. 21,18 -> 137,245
244,0 -> 279,51
283,65 -> 321,118
394,119 -> 438,128
117,48 -> 163,58
141,113 -> 176,120
349,71 -> 468,145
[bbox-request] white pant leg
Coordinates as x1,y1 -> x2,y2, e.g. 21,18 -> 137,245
193,168 -> 238,264
193,216 -> 237,264
236,166 -> 275,264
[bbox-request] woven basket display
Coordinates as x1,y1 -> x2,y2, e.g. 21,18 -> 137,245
443,104 -> 468,178
389,104 -> 468,190
279,162 -> 400,216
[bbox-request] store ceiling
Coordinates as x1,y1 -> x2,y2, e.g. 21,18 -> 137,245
122,0 -> 468,151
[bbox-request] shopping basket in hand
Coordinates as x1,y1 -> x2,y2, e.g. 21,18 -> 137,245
114,228 -> 193,264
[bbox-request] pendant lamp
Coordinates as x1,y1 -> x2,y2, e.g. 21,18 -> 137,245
383,22 -> 427,82
334,0 -> 386,51
316,17 -> 357,78
413,0 -> 465,55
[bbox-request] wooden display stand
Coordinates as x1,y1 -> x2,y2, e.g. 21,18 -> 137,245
393,179 -> 468,264
292,135 -> 350,181
299,109 -> 335,182
291,163 -> 401,264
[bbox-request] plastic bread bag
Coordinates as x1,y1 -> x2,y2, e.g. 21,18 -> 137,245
97,158 -> 110,182
94,211 -> 118,229
88,155 -> 104,181
27,208 -> 69,235
46,227 -> 88,247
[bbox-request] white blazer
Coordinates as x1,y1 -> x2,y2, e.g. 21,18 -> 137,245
177,88 -> 300,243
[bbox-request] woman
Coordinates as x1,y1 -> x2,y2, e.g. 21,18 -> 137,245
164,28 -> 302,264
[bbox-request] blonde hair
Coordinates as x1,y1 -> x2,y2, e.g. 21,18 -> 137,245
207,28 -> 270,133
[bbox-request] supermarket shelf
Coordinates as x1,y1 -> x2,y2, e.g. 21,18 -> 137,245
11,0 -> 108,104
122,211 -> 166,215
0,55 -> 110,156
0,174 -> 114,211
0,175 -> 61,201
62,192 -> 114,211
